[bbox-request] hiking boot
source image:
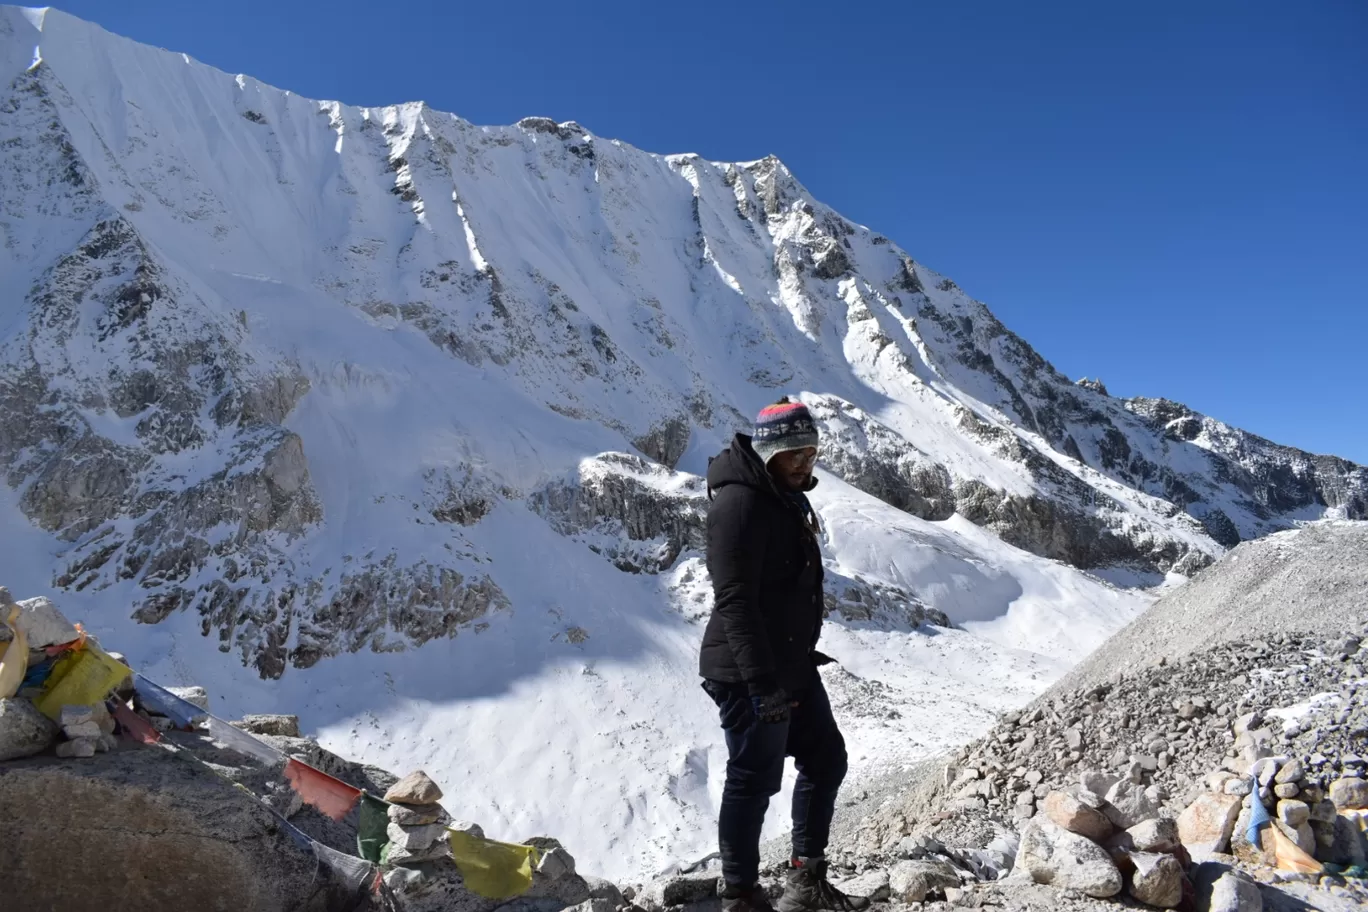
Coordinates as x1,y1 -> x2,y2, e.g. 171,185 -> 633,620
777,858 -> 870,912
722,883 -> 776,912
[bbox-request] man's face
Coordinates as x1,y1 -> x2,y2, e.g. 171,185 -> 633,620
769,447 -> 817,492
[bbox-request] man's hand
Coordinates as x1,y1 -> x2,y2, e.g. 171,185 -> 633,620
751,688 -> 792,724
811,650 -> 837,667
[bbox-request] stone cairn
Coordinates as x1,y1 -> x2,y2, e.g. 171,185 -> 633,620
383,769 -> 469,864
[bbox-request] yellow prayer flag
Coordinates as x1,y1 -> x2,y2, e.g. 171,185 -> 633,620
447,830 -> 539,900
0,606 -> 29,699
34,641 -> 129,719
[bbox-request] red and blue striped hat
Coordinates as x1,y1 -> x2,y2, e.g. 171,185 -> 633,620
753,397 -> 819,465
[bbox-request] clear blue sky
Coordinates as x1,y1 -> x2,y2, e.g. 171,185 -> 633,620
53,0 -> 1368,462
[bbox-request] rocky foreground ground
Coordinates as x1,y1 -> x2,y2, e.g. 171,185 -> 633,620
3,525 -> 1366,911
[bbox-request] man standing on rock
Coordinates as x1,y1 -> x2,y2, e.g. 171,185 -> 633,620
700,397 -> 867,912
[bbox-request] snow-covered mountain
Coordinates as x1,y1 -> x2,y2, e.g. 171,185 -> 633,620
2,7 -> 1364,879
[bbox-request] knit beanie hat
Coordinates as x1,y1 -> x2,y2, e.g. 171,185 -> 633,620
752,397 -> 820,466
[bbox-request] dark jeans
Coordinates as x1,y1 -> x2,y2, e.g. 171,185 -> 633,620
702,677 -> 849,887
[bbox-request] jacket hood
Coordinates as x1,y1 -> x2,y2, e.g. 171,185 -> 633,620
708,434 -> 818,496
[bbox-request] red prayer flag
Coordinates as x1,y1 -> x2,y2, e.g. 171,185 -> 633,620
284,758 -> 362,821
112,701 -> 161,745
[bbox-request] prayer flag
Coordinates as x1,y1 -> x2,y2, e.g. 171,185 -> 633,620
284,758 -> 362,821
447,829 -> 539,900
35,643 -> 128,719
112,701 -> 161,745
357,793 -> 391,863
207,716 -> 284,767
133,674 -> 207,728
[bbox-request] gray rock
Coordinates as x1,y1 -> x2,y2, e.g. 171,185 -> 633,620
0,743 -> 347,909
1127,852 -> 1183,908
1103,779 -> 1165,830
1014,818 -> 1122,898
643,871 -> 718,907
11,596 -> 79,648
0,698 -> 58,761
1277,799 -> 1310,828
387,802 -> 452,826
235,714 -> 301,738
62,720 -> 103,739
1274,758 -> 1304,784
1330,777 -> 1368,810
385,770 -> 444,805
1178,792 -> 1242,857
1273,782 -> 1299,799
536,846 -> 578,880
1208,872 -> 1263,912
1041,790 -> 1114,842
887,859 -> 960,903
1124,817 -> 1181,854
832,869 -> 890,903
583,876 -> 626,907
1080,770 -> 1117,796
59,705 -> 95,726
386,820 -> 447,850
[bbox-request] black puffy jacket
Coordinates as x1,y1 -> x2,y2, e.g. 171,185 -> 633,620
698,434 -> 825,695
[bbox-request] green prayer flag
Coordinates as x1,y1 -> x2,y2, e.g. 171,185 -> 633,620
447,830 -> 539,900
357,793 -> 390,863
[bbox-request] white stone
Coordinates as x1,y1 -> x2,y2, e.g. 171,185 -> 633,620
386,820 -> 447,850
1014,818 -> 1122,899
887,859 -> 960,903
59,705 -> 95,727
1128,852 -> 1183,908
12,597 -> 79,649
1179,792 -> 1242,856
0,698 -> 58,761
55,737 -> 97,758
62,720 -> 102,739
1209,872 -> 1262,912
832,870 -> 890,903
387,802 -> 451,826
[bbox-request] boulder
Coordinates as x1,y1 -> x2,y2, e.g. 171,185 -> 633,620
536,846 -> 578,881
1103,779 -> 1165,830
11,596 -> 79,648
0,698 -> 58,761
832,869 -> 890,903
166,686 -> 210,711
641,871 -> 719,908
0,745 -> 357,910
1127,852 -> 1183,908
1208,872 -> 1262,912
384,769 -> 443,805
1014,818 -> 1123,898
1179,793 -> 1242,856
235,715 -> 301,738
1124,817 -> 1181,854
1277,799 -> 1310,828
887,859 -> 960,903
1274,759 -> 1303,784
1042,790 -> 1114,842
1329,777 -> 1368,810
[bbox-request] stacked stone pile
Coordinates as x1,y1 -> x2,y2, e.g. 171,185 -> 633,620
54,702 -> 117,758
926,625 -> 1368,830
382,770 -> 461,864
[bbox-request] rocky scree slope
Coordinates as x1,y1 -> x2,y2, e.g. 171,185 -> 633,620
1,6 -> 1364,678
811,523 -> 1368,910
